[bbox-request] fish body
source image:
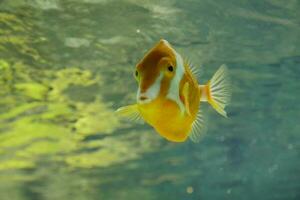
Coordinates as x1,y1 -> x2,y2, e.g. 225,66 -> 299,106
117,39 -> 231,142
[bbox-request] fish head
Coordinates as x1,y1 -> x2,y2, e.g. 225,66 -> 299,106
135,39 -> 184,104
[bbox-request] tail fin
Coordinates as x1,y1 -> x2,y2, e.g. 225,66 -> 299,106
200,65 -> 231,117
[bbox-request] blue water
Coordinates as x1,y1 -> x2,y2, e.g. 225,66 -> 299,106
0,0 -> 299,199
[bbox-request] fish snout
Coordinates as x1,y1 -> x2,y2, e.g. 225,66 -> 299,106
140,85 -> 148,94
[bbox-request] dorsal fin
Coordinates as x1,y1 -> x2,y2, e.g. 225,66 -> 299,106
184,58 -> 200,79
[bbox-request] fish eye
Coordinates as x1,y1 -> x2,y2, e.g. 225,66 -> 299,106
168,66 -> 173,72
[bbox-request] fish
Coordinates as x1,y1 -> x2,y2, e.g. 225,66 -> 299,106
116,39 -> 231,142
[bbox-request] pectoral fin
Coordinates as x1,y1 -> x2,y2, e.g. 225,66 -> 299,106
115,104 -> 142,122
182,82 -> 191,116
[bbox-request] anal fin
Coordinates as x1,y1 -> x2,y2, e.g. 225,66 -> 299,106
189,110 -> 207,143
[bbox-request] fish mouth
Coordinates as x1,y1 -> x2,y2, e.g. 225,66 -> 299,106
138,95 -> 152,104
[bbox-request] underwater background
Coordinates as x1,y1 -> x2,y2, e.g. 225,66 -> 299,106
0,0 -> 299,199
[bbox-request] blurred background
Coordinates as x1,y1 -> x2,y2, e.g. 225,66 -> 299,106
0,0 -> 299,199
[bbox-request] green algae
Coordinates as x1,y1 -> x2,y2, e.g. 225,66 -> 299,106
0,60 -> 159,171
0,11 -> 46,64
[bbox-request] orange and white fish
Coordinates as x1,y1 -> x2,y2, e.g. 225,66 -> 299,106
116,39 -> 231,142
